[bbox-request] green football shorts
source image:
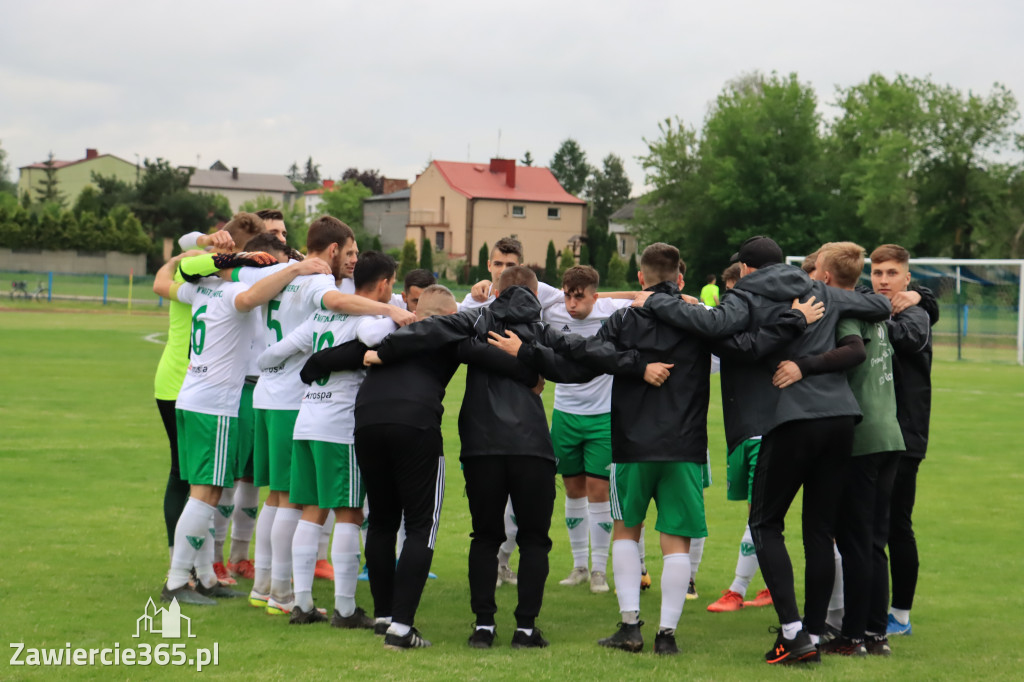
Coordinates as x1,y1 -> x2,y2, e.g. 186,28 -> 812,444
726,438 -> 762,503
610,461 -> 707,538
253,408 -> 299,490
290,440 -> 365,510
175,408 -> 237,488
552,410 -> 613,479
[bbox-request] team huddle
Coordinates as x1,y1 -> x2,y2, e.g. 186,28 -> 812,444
152,210 -> 933,663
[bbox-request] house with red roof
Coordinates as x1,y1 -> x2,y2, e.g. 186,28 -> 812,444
18,149 -> 139,205
406,158 -> 586,271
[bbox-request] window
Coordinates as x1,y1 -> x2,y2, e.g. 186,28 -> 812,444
512,205 -> 525,218
547,207 -> 561,219
435,231 -> 445,251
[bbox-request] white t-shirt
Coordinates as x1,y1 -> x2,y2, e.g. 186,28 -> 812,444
543,297 -> 632,416
459,281 -> 564,312
174,278 -> 251,417
281,312 -> 386,444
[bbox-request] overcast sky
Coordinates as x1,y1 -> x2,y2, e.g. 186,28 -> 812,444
2,1 -> 1022,194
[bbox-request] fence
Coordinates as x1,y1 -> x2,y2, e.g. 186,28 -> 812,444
3,270 -> 165,309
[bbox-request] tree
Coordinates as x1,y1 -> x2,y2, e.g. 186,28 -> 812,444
475,242 -> 489,282
319,179 -> 372,244
635,117 -> 702,251
342,168 -> 384,195
35,152 -> 66,207
303,156 -> 321,186
579,242 -> 590,270
606,252 -> 627,288
399,239 -> 418,280
549,138 -> 591,196
627,252 -> 639,288
0,139 -> 16,196
521,151 -> 535,167
420,237 -> 434,272
543,240 -> 559,285
371,235 -> 383,252
585,153 -> 632,280
286,162 -> 301,184
557,246 -> 575,282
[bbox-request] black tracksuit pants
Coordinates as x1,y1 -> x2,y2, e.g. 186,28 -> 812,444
462,455 -> 556,630
749,416 -> 855,636
889,454 -> 922,611
355,424 -> 446,628
835,450 -> 900,639
157,398 -> 190,547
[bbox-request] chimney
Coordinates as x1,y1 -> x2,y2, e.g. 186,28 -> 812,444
382,178 -> 409,195
85,148 -> 98,160
232,167 -> 239,180
323,180 -> 335,190
489,158 -> 516,189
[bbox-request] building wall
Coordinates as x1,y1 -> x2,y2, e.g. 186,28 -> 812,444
18,156 -> 139,206
190,188 -> 292,212
406,164 -> 466,258
363,199 -> 409,250
471,200 -> 585,268
610,221 -> 639,260
0,248 -> 146,275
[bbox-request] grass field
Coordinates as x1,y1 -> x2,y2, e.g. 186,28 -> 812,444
1,309 -> 1022,680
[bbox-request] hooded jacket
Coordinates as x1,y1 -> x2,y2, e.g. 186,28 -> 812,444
516,280 -> 713,464
887,306 -> 932,456
642,263 -> 892,434
374,285 -> 641,459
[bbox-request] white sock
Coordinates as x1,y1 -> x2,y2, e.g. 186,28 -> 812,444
688,537 -> 704,578
890,607 -> 911,625
292,520 -> 320,611
213,487 -> 235,564
388,622 -> 411,637
659,553 -> 691,631
637,529 -> 647,573
588,501 -> 612,574
333,522 -> 361,616
810,633 -> 820,645
318,509 -> 334,562
729,524 -> 759,597
270,507 -> 302,598
196,522 -> 217,588
168,498 -> 215,590
612,539 -> 642,614
782,620 -> 803,640
397,514 -> 407,557
475,624 -> 495,633
252,503 -> 277,594
565,497 -> 589,569
516,627 -> 534,636
499,498 -> 517,559
229,481 -> 258,563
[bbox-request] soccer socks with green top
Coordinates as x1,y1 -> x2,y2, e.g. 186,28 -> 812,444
659,553 -> 690,632
589,501 -> 612,574
565,497 -> 589,569
168,498 -> 216,590
270,507 -> 302,599
252,503 -> 277,594
229,481 -> 258,564
213,487 -> 235,563
730,524 -> 758,597
332,522 -> 361,617
612,539 -> 642,614
318,509 -> 335,561
292,520 -> 320,613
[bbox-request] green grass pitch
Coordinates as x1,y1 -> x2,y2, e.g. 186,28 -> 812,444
1,309 -> 1022,680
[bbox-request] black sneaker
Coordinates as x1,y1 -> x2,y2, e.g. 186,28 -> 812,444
194,581 -> 245,599
384,627 -> 432,650
765,627 -> 820,665
511,628 -> 549,649
865,634 -> 892,657
289,604 -> 328,625
374,619 -> 391,636
598,621 -> 644,653
331,606 -> 374,629
160,582 -> 217,606
654,629 -> 679,655
819,622 -> 842,646
819,634 -> 867,656
468,627 -> 496,649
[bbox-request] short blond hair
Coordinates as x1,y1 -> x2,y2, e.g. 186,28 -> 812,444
415,284 -> 457,319
819,241 -> 866,288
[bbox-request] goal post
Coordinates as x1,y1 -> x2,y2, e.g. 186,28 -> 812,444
783,256 -> 1024,366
